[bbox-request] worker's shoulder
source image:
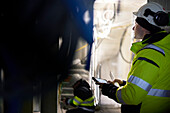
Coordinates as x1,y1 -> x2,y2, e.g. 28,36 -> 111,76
138,44 -> 165,57
136,45 -> 166,67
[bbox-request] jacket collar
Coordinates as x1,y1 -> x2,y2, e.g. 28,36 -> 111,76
130,41 -> 146,54
131,30 -> 168,54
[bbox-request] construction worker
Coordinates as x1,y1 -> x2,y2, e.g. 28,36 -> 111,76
95,2 -> 170,113
63,79 -> 95,113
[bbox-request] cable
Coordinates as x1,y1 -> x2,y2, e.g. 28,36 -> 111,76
119,25 -> 132,64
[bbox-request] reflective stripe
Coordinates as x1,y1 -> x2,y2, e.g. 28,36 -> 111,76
73,96 -> 83,105
80,96 -> 94,106
73,98 -> 81,105
73,96 -> 94,106
143,44 -> 165,56
148,89 -> 170,97
82,99 -> 94,104
117,76 -> 152,104
128,75 -> 152,92
117,89 -> 126,104
79,107 -> 95,112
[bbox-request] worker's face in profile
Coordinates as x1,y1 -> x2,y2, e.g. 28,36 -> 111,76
133,22 -> 150,40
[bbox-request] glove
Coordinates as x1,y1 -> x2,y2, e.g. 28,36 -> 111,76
120,80 -> 126,86
101,83 -> 118,102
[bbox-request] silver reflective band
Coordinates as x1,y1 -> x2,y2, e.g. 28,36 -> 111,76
79,107 -> 95,112
73,98 -> 81,104
143,44 -> 165,55
128,75 -> 152,92
117,89 -> 126,104
148,89 -> 170,97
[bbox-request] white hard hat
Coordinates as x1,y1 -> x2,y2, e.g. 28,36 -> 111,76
133,2 -> 169,27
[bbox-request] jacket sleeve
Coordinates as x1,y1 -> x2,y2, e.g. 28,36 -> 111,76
66,86 -> 93,107
120,80 -> 126,86
116,53 -> 160,105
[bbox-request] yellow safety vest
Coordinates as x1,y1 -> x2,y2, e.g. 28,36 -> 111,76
116,31 -> 170,113
71,96 -> 95,112
73,96 -> 94,107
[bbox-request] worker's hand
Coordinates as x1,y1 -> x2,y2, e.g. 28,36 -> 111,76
113,79 -> 123,85
107,79 -> 124,87
107,80 -> 114,84
101,83 -> 118,101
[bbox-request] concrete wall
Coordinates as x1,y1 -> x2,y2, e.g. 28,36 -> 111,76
92,0 -> 147,106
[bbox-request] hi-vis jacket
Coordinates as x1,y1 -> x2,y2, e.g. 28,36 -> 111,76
116,31 -> 170,113
67,86 -> 95,112
71,95 -> 95,112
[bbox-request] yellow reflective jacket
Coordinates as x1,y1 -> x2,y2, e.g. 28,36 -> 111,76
68,96 -> 95,112
73,96 -> 95,107
116,31 -> 170,113
67,86 -> 95,112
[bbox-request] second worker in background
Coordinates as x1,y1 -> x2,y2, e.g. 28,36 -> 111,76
63,79 -> 95,113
